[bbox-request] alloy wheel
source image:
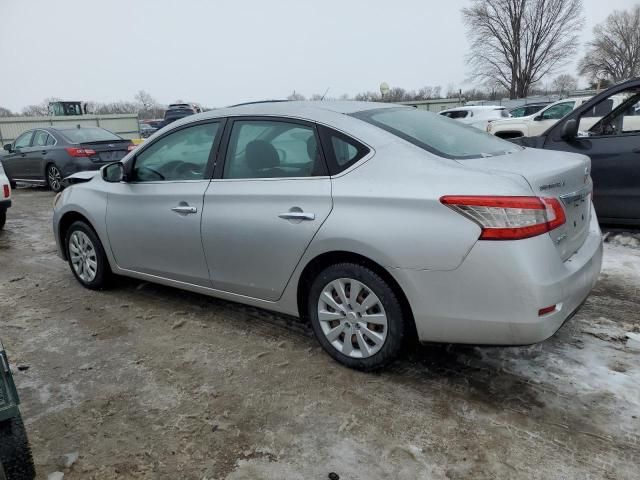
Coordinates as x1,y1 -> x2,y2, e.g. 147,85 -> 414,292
317,278 -> 388,358
69,230 -> 98,282
47,165 -> 62,191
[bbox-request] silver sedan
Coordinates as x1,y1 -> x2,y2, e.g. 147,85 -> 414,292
53,101 -> 603,370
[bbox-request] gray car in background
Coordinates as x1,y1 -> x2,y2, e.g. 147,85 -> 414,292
2,127 -> 134,192
52,101 -> 602,370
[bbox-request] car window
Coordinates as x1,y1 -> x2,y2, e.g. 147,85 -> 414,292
510,107 -> 525,118
587,92 -> 640,136
582,99 -> 614,118
353,107 -> 521,160
58,128 -> 121,143
46,134 -> 56,146
133,122 -> 219,182
32,130 -> 49,147
14,132 -> 33,149
441,111 -> 468,119
541,102 -> 574,120
223,120 -> 324,179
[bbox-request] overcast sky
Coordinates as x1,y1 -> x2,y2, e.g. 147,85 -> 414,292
0,0 -> 635,111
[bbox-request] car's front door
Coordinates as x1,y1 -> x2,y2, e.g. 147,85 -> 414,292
201,117 -> 332,301
105,120 -> 223,286
2,131 -> 34,180
544,91 -> 640,222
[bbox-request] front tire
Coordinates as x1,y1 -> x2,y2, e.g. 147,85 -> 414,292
65,221 -> 112,289
0,416 -> 36,480
46,164 -> 63,192
308,263 -> 406,371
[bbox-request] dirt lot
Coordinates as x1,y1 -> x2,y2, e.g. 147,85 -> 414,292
0,187 -> 639,480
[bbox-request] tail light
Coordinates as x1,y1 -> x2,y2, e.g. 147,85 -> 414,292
3,184 -> 9,198
440,195 -> 566,240
65,147 -> 96,157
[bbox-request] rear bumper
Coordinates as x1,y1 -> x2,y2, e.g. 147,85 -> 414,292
394,205 -> 603,345
0,199 -> 11,209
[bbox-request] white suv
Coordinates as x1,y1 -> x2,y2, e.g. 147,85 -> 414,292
0,162 -> 11,229
487,97 -> 593,138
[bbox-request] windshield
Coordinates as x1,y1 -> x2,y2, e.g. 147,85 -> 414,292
58,127 -> 122,143
354,107 -> 521,159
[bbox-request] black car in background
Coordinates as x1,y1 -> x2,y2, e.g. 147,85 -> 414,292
1,127 -> 134,192
511,78 -> 640,226
161,103 -> 202,128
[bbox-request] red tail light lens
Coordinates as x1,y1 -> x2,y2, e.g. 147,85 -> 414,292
440,195 -> 566,240
2,184 -> 9,198
65,147 -> 96,157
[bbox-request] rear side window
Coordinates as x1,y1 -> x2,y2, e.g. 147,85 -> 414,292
59,128 -> 121,143
441,111 -> 468,119
32,130 -> 49,147
46,134 -> 56,146
318,125 -> 369,174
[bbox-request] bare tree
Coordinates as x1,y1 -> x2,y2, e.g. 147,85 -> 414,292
552,73 -> 578,93
578,5 -> 640,83
287,91 -> 306,101
0,107 -> 14,117
462,0 -> 585,99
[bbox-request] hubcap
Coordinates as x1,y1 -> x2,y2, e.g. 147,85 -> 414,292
317,278 -> 388,358
48,166 -> 61,191
69,231 -> 98,282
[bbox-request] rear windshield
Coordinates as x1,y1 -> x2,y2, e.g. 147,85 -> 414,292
354,107 -> 521,160
58,127 -> 121,143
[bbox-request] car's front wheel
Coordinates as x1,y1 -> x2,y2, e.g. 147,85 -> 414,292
46,164 -> 63,192
65,221 -> 112,289
308,263 -> 406,371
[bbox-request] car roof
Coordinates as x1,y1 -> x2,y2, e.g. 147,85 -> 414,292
171,100 -> 405,125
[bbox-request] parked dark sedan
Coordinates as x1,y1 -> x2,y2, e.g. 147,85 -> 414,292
1,127 -> 134,192
511,78 -> 640,226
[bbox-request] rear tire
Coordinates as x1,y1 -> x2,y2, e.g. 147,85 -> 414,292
46,164 -> 63,193
0,209 -> 5,230
0,416 -> 36,480
308,263 -> 405,371
65,221 -> 112,289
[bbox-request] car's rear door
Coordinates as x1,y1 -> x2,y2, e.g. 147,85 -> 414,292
30,130 -> 55,180
201,117 -> 332,301
105,120 -> 223,286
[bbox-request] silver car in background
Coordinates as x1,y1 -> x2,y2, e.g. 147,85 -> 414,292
52,101 -> 603,370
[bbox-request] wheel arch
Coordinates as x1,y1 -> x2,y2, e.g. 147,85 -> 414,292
57,211 -> 96,260
296,250 -> 417,339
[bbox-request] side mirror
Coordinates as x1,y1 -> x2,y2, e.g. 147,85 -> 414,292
533,115 -> 542,121
102,162 -> 125,183
561,118 -> 578,139
3,144 -> 12,152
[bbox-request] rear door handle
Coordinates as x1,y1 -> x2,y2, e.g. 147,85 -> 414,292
278,211 -> 315,221
171,206 -> 198,215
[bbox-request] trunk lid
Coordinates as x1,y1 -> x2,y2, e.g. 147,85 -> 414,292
81,140 -> 131,163
458,148 -> 592,261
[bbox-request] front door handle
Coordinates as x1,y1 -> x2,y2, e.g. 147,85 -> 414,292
171,205 -> 198,215
278,211 -> 315,221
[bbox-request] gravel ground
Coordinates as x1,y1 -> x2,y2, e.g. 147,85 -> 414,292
0,187 -> 639,480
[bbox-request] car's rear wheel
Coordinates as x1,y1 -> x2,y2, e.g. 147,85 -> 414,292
0,209 -> 5,230
308,263 -> 405,371
65,221 -> 112,289
0,416 -> 36,480
46,164 -> 63,192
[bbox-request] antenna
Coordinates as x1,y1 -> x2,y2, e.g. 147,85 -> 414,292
320,87 -> 330,101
